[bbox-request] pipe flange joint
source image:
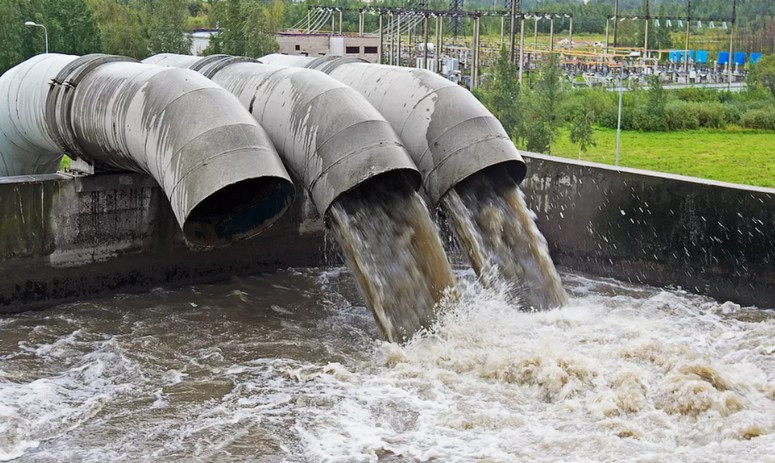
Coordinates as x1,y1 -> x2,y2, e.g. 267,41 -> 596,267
305,56 -> 366,74
189,54 -> 258,79
45,54 -> 138,162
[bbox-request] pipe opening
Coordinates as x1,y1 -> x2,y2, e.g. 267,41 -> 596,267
183,177 -> 294,246
322,168 -> 421,219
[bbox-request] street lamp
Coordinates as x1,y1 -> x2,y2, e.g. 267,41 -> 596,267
24,21 -> 48,54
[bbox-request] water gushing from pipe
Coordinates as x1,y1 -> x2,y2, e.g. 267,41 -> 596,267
328,175 -> 456,342
442,166 -> 568,309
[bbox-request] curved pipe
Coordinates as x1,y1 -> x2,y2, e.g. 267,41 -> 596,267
0,54 -> 294,246
143,54 -> 421,216
260,54 -> 526,206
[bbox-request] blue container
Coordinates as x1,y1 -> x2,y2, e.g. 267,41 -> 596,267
750,53 -> 763,64
717,51 -> 730,65
734,52 -> 747,66
696,50 -> 708,64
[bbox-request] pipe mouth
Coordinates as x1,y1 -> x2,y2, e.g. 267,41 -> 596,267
449,161 -> 527,197
182,177 -> 294,246
323,169 -> 420,221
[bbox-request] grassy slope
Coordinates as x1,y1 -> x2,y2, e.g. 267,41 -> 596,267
550,127 -> 775,188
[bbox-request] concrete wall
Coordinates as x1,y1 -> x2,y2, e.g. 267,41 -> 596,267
0,172 -> 327,313
2,156 -> 773,313
521,154 -> 775,309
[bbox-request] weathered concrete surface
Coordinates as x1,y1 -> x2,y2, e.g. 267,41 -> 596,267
0,172 -> 326,314
521,154 -> 775,309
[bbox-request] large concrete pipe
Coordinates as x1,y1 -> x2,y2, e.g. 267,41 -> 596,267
143,54 -> 421,216
259,54 -> 526,206
0,54 -> 294,246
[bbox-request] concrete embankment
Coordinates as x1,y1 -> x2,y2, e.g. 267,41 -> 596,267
521,153 -> 775,309
1,154 -> 773,312
0,172 -> 325,313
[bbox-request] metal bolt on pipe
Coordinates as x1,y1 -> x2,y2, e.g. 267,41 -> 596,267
0,54 -> 295,246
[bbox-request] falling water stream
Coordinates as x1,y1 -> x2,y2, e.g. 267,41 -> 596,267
442,165 -> 569,309
327,176 -> 456,342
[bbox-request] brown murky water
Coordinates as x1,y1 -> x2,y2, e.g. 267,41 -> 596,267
442,165 -> 568,309
328,176 -> 456,342
1,269 -> 774,462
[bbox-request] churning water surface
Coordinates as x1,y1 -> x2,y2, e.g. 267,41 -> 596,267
1,268 -> 774,463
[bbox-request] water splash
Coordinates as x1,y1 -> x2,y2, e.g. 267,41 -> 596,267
0,271 -> 773,462
442,165 -> 568,309
328,175 -> 456,342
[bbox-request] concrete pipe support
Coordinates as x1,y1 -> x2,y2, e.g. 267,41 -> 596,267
0,54 -> 294,245
143,54 -> 421,215
260,54 -> 526,206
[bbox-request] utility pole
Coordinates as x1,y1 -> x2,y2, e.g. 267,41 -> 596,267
613,0 -> 619,49
728,0 -> 736,89
684,0 -> 691,74
423,13 -> 429,70
643,0 -> 649,67
549,15 -> 555,52
388,12 -> 394,65
397,13 -> 402,66
518,15 -> 525,85
379,13 -> 384,64
472,14 -> 480,88
437,14 -> 443,73
509,0 -> 518,63
450,0 -> 464,41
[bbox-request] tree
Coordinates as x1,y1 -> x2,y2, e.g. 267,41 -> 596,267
87,0 -> 148,58
569,101 -> 596,160
218,0 -> 244,56
42,0 -> 102,56
204,0 -> 277,58
243,1 -> 278,58
748,55 -> 775,99
146,0 -> 192,55
524,53 -> 564,154
632,75 -> 667,131
0,0 -> 28,74
479,47 -> 523,145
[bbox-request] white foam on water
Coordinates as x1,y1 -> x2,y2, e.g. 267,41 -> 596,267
1,270 -> 773,462
0,334 -> 143,462
291,275 -> 775,462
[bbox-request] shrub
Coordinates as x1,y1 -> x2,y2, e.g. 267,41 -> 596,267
692,102 -> 726,129
665,101 -> 699,130
721,103 -> 741,125
675,87 -> 719,103
741,108 -> 775,130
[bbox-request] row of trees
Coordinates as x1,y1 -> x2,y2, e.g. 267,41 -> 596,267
0,0 -> 284,75
0,0 -> 193,73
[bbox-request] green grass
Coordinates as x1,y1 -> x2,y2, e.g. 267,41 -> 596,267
550,127 -> 775,188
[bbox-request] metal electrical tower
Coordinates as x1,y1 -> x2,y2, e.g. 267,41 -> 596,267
450,0 -> 464,40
